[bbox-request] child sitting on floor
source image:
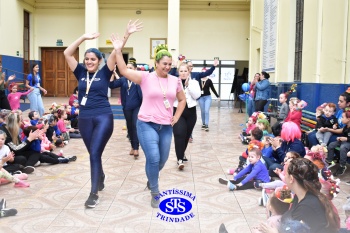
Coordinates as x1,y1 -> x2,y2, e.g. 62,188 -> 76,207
229,128 -> 264,175
0,131 -> 29,187
239,116 -> 257,144
219,148 -> 270,191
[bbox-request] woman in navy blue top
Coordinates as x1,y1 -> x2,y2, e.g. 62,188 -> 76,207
64,20 -> 142,208
109,58 -> 142,158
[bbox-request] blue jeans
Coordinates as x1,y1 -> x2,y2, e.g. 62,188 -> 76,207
79,113 -> 114,194
307,130 -> 339,148
27,88 -> 45,117
123,107 -> 140,150
198,95 -> 212,125
247,98 -> 255,117
137,120 -> 173,194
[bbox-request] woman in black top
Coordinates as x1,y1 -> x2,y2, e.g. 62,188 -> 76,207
198,68 -> 220,131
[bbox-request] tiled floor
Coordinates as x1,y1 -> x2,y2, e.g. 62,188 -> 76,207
1,97 -> 350,233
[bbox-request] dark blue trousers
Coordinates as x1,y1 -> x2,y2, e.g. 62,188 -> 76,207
123,107 -> 140,150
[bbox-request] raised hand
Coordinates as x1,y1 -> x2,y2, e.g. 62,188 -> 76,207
126,19 -> 143,35
8,74 -> 15,81
110,33 -> 124,51
83,32 -> 100,40
214,58 -> 219,66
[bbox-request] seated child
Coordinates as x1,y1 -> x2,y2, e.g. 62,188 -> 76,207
0,133 -> 29,187
65,104 -> 78,129
23,126 -> 76,165
43,115 -> 65,147
219,148 -> 270,191
229,128 -> 264,175
253,192 -> 291,233
271,92 -> 289,136
239,116 -> 257,144
56,109 -> 81,142
28,111 -> 41,126
262,136 -> 274,160
256,118 -> 271,136
316,103 -> 338,147
0,110 -> 11,127
257,151 -> 300,206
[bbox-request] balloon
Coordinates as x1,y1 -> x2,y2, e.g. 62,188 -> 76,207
241,83 -> 250,92
144,65 -> 149,71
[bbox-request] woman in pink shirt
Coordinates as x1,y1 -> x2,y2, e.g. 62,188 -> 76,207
111,33 -> 186,208
7,82 -> 33,110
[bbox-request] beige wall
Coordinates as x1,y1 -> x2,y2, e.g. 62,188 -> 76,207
0,0 -> 32,58
180,11 -> 250,61
249,0 -> 350,84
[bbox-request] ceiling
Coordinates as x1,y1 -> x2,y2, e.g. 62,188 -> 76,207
19,0 -> 250,11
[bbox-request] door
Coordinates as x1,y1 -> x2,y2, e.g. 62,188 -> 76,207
41,48 -> 78,97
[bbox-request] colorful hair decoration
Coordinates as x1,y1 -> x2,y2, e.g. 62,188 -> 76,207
346,87 -> 350,94
275,185 -> 294,203
178,54 -> 186,61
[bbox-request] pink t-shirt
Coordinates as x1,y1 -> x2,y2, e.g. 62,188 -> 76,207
57,119 -> 67,133
138,72 -> 182,125
7,90 -> 32,110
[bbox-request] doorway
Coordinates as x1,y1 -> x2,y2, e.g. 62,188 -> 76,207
41,47 -> 78,97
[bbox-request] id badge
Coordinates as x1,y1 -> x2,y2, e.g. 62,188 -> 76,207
81,96 -> 87,106
201,91 -> 204,94
163,99 -> 170,109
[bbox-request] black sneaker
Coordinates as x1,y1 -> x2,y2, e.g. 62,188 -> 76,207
183,155 -> 188,162
0,208 -> 17,217
201,124 -> 206,130
177,160 -> 184,170
22,166 -> 35,174
219,178 -> 229,185
334,165 -> 347,176
85,193 -> 99,208
254,181 -> 262,189
68,156 -> 77,162
58,158 -> 69,163
205,125 -> 209,131
0,199 -> 6,210
98,174 -> 105,191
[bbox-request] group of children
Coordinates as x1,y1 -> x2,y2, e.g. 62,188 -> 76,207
0,98 -> 82,189
218,87 -> 350,231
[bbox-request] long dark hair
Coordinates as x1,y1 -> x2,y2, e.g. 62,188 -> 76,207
287,158 -> 340,231
30,63 -> 39,86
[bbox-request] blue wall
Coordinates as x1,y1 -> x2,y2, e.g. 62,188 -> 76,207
1,55 -> 42,82
270,82 -> 350,112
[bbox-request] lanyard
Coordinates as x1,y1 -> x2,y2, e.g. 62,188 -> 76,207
157,75 -> 168,99
127,80 -> 132,91
201,79 -> 207,89
85,71 -> 98,96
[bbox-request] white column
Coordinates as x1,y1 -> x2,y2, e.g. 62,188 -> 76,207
168,0 -> 180,59
85,0 -> 99,50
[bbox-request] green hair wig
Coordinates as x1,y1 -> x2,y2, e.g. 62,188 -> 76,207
154,44 -> 172,64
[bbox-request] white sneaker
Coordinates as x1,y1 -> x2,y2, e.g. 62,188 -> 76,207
34,161 -> 41,167
177,160 -> 184,170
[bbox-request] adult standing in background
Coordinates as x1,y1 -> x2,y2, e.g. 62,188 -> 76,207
173,63 -> 201,169
111,33 -> 186,208
0,62 -> 16,110
247,73 -> 260,117
198,67 -> 220,131
64,20 -> 142,208
254,71 -> 270,112
26,63 -> 47,117
109,58 -> 142,158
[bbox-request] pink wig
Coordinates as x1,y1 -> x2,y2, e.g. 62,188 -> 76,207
281,122 -> 301,142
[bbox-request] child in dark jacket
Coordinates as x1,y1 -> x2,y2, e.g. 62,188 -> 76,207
326,110 -> 350,176
219,148 -> 270,191
316,103 -> 338,147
